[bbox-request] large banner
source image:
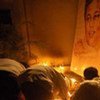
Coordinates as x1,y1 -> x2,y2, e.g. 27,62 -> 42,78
71,0 -> 100,76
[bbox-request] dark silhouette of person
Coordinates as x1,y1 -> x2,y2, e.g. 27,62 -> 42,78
18,65 -> 68,100
0,70 -> 25,100
71,80 -> 100,100
84,67 -> 99,80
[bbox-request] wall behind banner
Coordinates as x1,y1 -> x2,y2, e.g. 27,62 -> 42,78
0,0 -> 79,65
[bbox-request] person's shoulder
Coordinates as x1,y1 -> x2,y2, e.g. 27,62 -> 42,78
93,77 -> 100,82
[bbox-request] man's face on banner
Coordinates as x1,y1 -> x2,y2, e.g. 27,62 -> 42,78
85,0 -> 100,47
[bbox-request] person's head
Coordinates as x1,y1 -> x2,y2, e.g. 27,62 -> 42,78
0,58 -> 26,76
85,0 -> 100,47
18,69 -> 54,100
71,80 -> 100,100
84,67 -> 99,80
0,70 -> 25,100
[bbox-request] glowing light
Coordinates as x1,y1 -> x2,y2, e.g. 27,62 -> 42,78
54,65 -> 66,74
82,66 -> 86,71
70,78 -> 76,85
68,91 -> 72,97
38,61 -> 50,66
59,66 -> 65,72
74,67 -> 77,71
42,62 -> 49,66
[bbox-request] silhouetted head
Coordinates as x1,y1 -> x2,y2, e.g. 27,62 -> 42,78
84,67 -> 99,80
18,66 -> 68,100
21,78 -> 53,100
18,69 -> 53,100
71,80 -> 100,100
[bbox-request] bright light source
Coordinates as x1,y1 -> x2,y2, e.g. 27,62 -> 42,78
42,62 -> 49,66
39,61 -> 50,66
70,78 -> 76,84
55,65 -> 65,73
74,67 -> 77,71
68,91 -> 72,97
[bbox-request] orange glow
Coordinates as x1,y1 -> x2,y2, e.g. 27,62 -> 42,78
28,58 -> 70,74
68,91 -> 72,97
71,65 -> 92,76
28,57 -> 69,70
54,65 -> 65,73
70,78 -> 76,85
54,65 -> 69,74
39,62 -> 50,66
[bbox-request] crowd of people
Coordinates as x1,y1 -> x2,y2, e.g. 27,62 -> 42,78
0,0 -> 100,99
0,58 -> 100,100
0,58 -> 68,100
